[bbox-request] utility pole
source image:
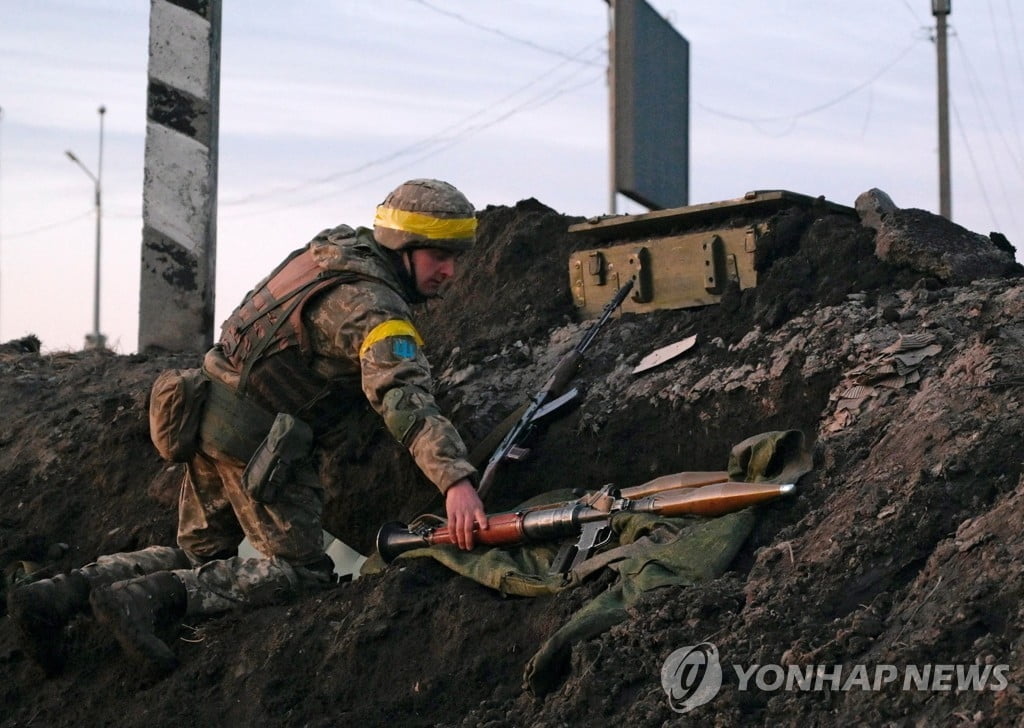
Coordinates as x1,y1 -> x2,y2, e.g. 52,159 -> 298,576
933,0 -> 952,219
605,0 -> 616,215
0,105 -> 4,343
66,105 -> 106,350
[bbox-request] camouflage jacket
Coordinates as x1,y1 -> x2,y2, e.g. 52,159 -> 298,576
204,225 -> 476,494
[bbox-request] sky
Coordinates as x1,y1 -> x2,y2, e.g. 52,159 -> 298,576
1,0 -> 1022,353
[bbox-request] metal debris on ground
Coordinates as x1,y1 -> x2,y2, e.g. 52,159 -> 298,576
826,332 -> 943,433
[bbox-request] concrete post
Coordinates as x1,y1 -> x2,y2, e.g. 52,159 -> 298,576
934,3 -> 952,220
139,0 -> 221,354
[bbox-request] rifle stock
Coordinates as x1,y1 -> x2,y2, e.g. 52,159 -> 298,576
543,349 -> 583,395
377,480 -> 795,565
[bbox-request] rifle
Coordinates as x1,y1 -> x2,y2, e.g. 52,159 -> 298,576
476,278 -> 635,500
376,479 -> 795,574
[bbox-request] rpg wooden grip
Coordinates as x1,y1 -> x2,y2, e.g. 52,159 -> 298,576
426,512 -> 526,548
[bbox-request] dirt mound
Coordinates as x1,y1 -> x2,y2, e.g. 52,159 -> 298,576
2,196 -> 1023,727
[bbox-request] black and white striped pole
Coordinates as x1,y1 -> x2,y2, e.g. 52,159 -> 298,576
139,0 -> 222,354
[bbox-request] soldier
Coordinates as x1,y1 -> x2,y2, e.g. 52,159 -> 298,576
7,178 -> 488,675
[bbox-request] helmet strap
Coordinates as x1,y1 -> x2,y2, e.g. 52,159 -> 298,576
381,246 -> 427,304
403,249 -> 416,280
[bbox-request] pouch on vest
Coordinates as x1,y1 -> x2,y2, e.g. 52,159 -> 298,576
149,368 -> 210,462
242,413 -> 314,503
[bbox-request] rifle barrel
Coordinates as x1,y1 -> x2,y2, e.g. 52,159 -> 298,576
577,278 -> 634,352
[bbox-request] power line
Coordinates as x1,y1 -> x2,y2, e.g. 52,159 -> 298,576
330,74 -> 605,197
951,99 -> 1000,230
949,12 -> 1023,238
406,0 -> 602,67
988,0 -> 1024,163
224,66 -> 605,219
899,0 -> 925,25
105,210 -> 142,220
952,31 -> 1024,180
221,37 -> 606,216
221,36 -> 605,208
5,209 -> 94,239
1007,0 -> 1024,94
697,36 -> 924,132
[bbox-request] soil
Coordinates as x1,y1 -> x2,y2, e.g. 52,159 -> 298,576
2,195 -> 1023,727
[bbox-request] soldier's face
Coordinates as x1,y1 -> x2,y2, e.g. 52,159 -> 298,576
408,247 -> 459,297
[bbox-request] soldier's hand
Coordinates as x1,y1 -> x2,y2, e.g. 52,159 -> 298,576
445,479 -> 488,550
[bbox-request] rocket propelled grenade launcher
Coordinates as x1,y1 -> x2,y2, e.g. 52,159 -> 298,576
477,278 -> 635,500
377,480 -> 796,573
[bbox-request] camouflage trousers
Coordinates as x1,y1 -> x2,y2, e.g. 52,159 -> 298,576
177,447 -> 326,567
79,546 -> 332,616
82,445 -> 331,615
76,446 -> 332,615
78,545 -> 192,585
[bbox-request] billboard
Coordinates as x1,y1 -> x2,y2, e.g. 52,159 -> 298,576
613,0 -> 690,210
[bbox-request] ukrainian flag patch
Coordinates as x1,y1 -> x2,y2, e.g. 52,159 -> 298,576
391,336 -> 418,360
360,319 -> 425,360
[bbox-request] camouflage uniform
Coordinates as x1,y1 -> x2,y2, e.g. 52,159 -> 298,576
164,224 -> 475,616
59,543 -> 300,615
7,180 -> 479,675
75,546 -> 192,586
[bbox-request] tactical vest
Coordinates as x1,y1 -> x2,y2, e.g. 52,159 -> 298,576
217,244 -> 400,436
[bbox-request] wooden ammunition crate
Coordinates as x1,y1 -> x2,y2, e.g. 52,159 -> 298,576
567,190 -> 854,317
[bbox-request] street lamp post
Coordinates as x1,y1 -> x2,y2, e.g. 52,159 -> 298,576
66,105 -> 106,350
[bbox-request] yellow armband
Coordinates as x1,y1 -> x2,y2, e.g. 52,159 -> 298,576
359,319 -> 425,360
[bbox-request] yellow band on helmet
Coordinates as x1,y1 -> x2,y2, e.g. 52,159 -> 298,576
359,319 -> 425,358
374,206 -> 476,240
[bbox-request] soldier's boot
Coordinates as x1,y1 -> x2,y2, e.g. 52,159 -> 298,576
89,572 -> 188,675
6,571 -> 91,675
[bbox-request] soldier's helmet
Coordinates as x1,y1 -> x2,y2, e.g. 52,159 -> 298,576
373,179 -> 476,253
